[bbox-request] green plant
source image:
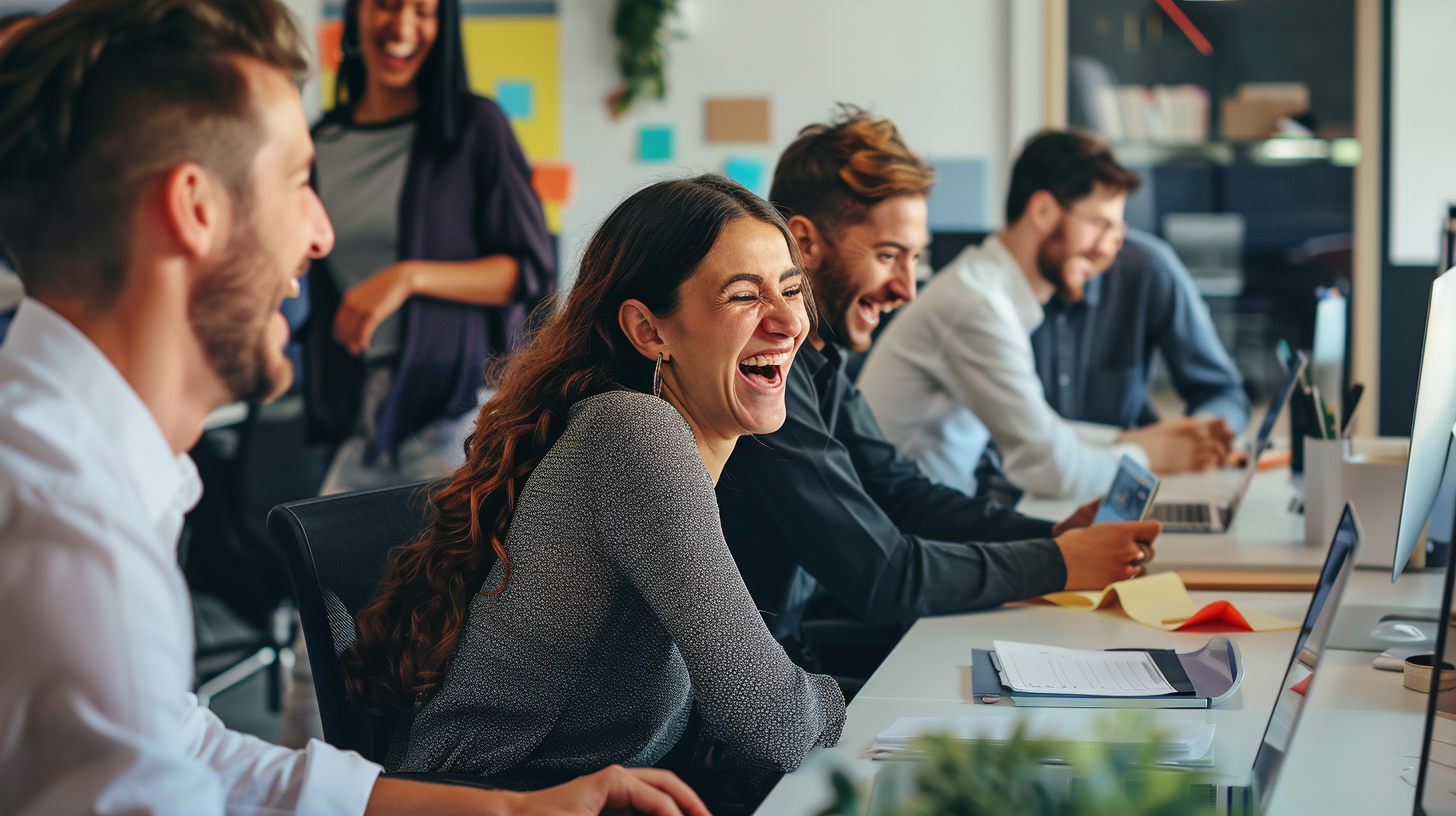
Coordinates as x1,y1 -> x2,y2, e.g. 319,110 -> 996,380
817,716 -> 1215,816
609,0 -> 678,117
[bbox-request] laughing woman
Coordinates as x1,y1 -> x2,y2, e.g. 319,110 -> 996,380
343,175 -> 845,795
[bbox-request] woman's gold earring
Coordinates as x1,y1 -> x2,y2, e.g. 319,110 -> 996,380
653,352 -> 663,398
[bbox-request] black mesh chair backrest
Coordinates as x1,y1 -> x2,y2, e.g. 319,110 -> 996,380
268,481 -> 435,761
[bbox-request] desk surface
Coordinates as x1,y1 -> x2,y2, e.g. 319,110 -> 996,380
755,472 -> 1446,815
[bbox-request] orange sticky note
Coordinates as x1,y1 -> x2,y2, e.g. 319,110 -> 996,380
319,20 -> 344,72
1042,571 -> 1298,632
531,162 -> 574,206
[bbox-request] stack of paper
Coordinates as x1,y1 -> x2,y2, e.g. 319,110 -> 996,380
1040,571 -> 1299,632
992,640 -> 1176,697
869,714 -> 1215,767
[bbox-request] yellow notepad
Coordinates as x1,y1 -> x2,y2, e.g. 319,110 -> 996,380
1041,571 -> 1298,632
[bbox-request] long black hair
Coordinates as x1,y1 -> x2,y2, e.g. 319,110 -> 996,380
333,0 -> 470,151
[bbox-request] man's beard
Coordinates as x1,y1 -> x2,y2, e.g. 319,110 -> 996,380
1036,220 -> 1086,302
188,219 -> 294,403
810,247 -> 869,351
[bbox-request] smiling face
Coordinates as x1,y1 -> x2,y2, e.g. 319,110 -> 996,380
357,0 -> 439,97
189,58 -> 333,403
654,217 -> 809,440
1034,183 -> 1127,301
808,194 -> 928,352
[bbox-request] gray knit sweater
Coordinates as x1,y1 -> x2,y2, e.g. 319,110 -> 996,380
385,390 -> 846,788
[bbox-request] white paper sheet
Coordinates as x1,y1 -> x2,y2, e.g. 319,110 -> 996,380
993,640 -> 1177,697
869,715 -> 1215,766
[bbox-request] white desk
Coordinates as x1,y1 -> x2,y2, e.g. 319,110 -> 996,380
1023,467 -> 1324,572
755,561 -> 1445,814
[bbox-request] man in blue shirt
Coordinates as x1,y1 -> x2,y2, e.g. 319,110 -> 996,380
1031,227 -> 1249,434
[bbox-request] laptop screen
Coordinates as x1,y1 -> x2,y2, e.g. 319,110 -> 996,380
1414,509 -> 1456,815
1249,504 -> 1360,814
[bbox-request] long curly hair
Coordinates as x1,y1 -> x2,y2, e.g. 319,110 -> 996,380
342,174 -> 807,714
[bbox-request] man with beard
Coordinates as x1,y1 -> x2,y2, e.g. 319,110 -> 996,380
715,109 -> 1161,686
0,1 -> 706,815
860,129 -> 1234,500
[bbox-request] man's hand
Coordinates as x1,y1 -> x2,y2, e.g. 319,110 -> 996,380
1052,499 -> 1101,537
334,262 -> 415,355
1054,520 -> 1160,590
1116,416 -> 1233,473
365,766 -> 711,816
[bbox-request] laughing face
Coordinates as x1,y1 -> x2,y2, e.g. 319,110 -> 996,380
1034,183 -> 1128,302
807,195 -> 928,352
358,0 -> 439,96
656,218 -> 810,439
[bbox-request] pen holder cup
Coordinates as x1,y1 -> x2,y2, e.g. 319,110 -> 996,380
1303,437 -> 1408,568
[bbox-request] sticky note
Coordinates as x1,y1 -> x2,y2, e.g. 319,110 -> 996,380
638,125 -> 674,162
495,80 -> 533,121
926,157 -> 989,231
705,97 -> 771,143
318,20 -> 344,72
531,161 -> 575,205
1040,571 -> 1299,632
723,155 -> 766,196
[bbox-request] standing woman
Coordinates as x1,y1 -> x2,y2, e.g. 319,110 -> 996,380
307,0 -> 555,493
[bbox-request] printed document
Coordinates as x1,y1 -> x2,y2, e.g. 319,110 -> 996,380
993,640 -> 1177,697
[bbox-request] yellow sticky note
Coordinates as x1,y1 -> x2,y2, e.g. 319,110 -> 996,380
1042,572 -> 1297,632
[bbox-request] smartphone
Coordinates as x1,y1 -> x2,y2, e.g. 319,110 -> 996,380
1093,455 -> 1161,524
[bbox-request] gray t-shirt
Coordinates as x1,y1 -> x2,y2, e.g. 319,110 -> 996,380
386,390 -> 845,788
314,118 -> 414,361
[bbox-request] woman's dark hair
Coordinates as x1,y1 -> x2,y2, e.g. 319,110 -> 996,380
343,174 -> 813,714
333,0 -> 469,150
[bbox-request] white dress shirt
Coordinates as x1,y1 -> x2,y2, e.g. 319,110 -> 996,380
0,299 -> 381,816
859,237 -> 1148,500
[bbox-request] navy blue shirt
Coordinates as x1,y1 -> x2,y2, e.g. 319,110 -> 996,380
1030,229 -> 1249,432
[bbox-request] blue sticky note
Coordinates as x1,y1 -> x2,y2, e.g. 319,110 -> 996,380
723,155 -> 766,196
495,80 -> 533,121
925,158 -> 989,231
638,125 -> 674,162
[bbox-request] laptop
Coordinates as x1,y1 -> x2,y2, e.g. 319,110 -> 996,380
1149,351 -> 1308,533
866,502 -> 1362,816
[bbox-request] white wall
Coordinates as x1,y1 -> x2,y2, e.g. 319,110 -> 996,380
1390,0 -> 1456,266
556,0 -> 1027,285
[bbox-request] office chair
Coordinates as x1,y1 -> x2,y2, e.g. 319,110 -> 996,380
267,481 -> 436,761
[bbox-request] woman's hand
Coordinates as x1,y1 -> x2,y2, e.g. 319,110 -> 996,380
334,262 -> 414,355
1051,499 -> 1101,537
1054,520 -> 1160,590
364,766 -> 710,816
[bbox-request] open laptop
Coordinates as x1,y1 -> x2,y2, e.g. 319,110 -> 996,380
1149,351 -> 1308,534
866,502 -> 1361,816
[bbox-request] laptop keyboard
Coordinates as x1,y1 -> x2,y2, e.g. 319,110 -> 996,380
1151,503 -> 1212,525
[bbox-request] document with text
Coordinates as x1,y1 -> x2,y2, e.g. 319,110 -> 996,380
992,640 -> 1177,696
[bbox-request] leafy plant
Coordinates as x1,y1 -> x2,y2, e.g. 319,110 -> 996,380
609,0 -> 678,117
817,716 -> 1215,816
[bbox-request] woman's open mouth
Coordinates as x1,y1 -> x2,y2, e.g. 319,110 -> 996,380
737,351 -> 790,391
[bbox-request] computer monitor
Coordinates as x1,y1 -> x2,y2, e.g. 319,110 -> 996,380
1413,511 -> 1456,815
1394,268 -> 1456,581
1249,503 -> 1360,813
1310,288 -> 1346,424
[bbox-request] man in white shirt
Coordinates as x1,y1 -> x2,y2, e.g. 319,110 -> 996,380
859,130 -> 1232,499
0,2 -> 704,815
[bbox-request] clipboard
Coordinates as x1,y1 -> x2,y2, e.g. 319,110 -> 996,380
972,636 -> 1243,709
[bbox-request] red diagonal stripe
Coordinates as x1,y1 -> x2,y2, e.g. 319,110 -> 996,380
1155,0 -> 1214,56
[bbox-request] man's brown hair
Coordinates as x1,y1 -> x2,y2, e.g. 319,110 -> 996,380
1004,129 -> 1140,224
769,105 -> 935,238
0,0 -> 308,307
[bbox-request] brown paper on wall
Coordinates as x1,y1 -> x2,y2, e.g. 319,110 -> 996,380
705,97 -> 771,143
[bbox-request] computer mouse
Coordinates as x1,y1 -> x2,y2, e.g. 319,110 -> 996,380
1370,619 -> 1436,644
